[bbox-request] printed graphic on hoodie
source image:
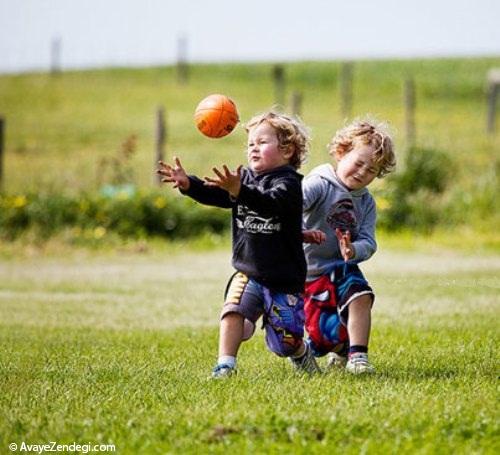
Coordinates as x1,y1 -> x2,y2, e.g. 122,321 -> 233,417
325,198 -> 357,232
236,205 -> 281,234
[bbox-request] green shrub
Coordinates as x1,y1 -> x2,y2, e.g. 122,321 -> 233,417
443,160 -> 500,228
0,190 -> 230,241
377,147 -> 454,232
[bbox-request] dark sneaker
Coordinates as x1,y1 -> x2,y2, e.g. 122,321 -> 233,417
289,343 -> 322,375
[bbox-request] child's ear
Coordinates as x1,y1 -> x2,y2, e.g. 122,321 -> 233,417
335,150 -> 346,161
284,144 -> 295,159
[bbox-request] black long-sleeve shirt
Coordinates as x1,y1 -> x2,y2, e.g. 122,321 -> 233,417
183,165 -> 306,293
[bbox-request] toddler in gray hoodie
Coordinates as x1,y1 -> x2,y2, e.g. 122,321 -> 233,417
302,118 -> 396,374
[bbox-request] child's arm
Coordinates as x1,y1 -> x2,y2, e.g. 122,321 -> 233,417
303,229 -> 326,244
350,197 -> 377,261
157,157 -> 232,208
205,165 -> 299,214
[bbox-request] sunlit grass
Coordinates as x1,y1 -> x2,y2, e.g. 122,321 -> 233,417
1,58 -> 499,194
0,245 -> 498,453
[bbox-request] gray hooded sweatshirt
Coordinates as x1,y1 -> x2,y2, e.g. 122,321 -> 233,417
303,163 -> 377,280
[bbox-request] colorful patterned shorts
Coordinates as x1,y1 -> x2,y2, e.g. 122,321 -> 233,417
222,271 -> 305,357
304,263 -> 374,356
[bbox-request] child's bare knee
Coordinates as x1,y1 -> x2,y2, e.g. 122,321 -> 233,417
350,294 -> 373,310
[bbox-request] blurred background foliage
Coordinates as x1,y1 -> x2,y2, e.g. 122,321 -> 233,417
0,57 -> 499,242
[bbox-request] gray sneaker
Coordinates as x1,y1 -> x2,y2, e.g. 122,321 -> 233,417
289,343 -> 322,375
326,352 -> 348,370
345,353 -> 375,374
211,364 -> 236,379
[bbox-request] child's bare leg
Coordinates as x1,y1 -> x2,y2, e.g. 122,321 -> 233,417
218,312 -> 244,357
347,294 -> 372,347
345,294 -> 375,373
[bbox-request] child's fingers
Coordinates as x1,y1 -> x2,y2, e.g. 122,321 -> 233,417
204,176 -> 223,187
212,167 -> 225,180
157,162 -> 174,173
336,228 -> 351,242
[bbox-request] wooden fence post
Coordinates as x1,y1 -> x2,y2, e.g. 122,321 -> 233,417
404,77 -> 416,148
273,65 -> 285,108
155,107 -> 166,186
339,62 -> 353,119
0,117 -> 4,191
176,35 -> 189,85
50,37 -> 62,75
291,91 -> 303,117
487,69 -> 500,134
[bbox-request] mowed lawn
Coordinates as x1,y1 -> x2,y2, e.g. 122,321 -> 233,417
0,244 -> 498,454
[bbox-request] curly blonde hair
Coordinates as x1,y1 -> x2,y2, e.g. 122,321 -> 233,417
245,111 -> 310,170
328,117 -> 396,177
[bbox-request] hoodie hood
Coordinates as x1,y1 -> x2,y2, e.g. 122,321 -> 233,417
245,164 -> 303,182
309,163 -> 368,197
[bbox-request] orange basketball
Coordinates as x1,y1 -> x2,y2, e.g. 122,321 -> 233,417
194,94 -> 239,138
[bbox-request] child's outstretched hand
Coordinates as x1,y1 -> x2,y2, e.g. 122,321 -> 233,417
204,164 -> 242,198
335,228 -> 355,261
157,157 -> 190,191
303,229 -> 326,244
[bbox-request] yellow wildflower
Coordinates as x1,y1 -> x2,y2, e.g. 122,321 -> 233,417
376,196 -> 390,210
153,196 -> 167,209
13,195 -> 27,208
94,226 -> 106,239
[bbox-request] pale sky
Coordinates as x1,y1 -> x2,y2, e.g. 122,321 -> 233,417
1,0 -> 499,73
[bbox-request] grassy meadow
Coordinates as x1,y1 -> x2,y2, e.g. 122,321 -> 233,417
0,58 -> 499,195
1,57 -> 500,240
0,242 -> 499,453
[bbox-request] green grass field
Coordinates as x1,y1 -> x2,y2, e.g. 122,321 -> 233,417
1,242 -> 498,454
